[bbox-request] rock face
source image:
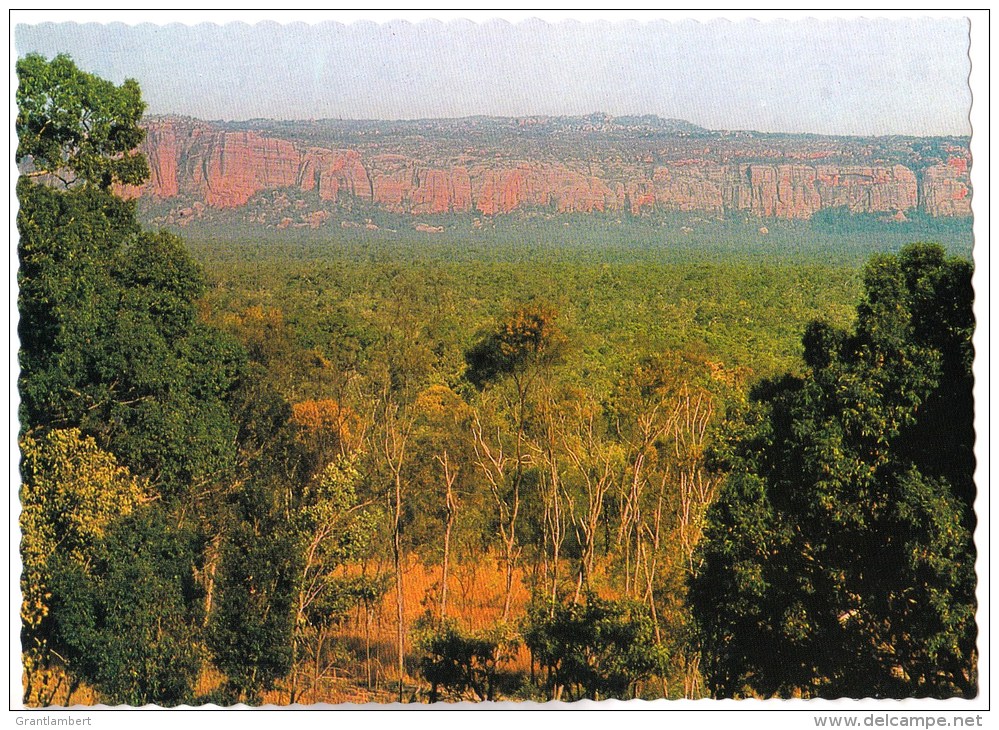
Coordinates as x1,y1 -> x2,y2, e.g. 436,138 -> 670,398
122,118 -> 373,210
368,157 -> 470,214
920,159 -> 973,217
141,119 -> 181,198
298,149 -> 372,203
127,116 -> 972,223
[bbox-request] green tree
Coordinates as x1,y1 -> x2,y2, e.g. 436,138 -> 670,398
17,175 -> 245,502
415,615 -> 519,702
410,385 -> 478,621
16,53 -> 148,189
523,594 -> 668,701
19,428 -> 144,705
465,302 -> 567,621
287,456 -> 382,702
465,302 -> 567,394
17,177 -> 139,430
17,56 -> 292,708
46,508 -> 204,706
204,376 -> 313,706
17,55 -> 242,501
206,485 -> 299,705
689,244 -> 976,699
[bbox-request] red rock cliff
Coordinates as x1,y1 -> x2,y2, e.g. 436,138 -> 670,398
130,118 -> 971,222
129,118 -> 372,209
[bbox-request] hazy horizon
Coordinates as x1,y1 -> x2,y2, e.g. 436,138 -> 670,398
126,111 -> 972,141
15,17 -> 972,137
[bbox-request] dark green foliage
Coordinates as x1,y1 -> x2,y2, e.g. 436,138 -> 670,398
17,179 -> 139,428
16,53 -> 148,189
201,392 -> 304,704
523,595 -> 668,701
207,490 -> 300,705
114,231 -> 206,340
104,234 -> 244,495
17,178 -> 245,499
464,302 -> 567,390
17,59 -> 305,706
47,508 -> 204,706
415,616 -> 519,702
690,243 -> 976,699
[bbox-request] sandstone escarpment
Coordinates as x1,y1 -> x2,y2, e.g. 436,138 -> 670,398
130,116 -> 972,223
472,164 -> 618,215
188,130 -> 301,208
368,156 -> 471,214
125,118 -> 373,210
141,119 -> 181,198
298,148 -> 372,203
920,160 -> 972,217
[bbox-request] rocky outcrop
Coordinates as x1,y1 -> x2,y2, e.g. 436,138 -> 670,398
472,164 -> 617,215
188,130 -> 300,208
124,118 -> 372,209
650,165 -> 727,215
298,149 -> 372,203
141,119 -> 181,198
368,156 -> 470,214
815,165 -> 919,215
129,117 -> 972,222
920,159 -> 972,217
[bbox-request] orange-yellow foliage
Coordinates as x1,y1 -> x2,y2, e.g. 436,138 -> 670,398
291,399 -> 362,455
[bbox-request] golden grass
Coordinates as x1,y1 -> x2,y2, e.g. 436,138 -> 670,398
266,554 -> 536,704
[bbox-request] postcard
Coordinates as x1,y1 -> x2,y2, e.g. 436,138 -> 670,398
9,10 -> 988,723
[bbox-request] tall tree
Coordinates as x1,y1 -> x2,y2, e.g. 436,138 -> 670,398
380,399 -> 413,702
690,244 -> 976,699
17,140 -> 244,506
207,486 -> 299,705
287,457 -> 381,703
17,55 -> 298,707
19,428 -> 144,705
16,53 -> 148,189
412,385 -> 475,622
466,302 -> 566,620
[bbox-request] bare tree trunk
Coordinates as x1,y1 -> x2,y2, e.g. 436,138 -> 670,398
202,533 -> 222,626
502,532 -> 518,622
435,450 -> 459,622
617,454 -> 646,598
441,514 -> 453,623
531,390 -> 567,615
394,528 -> 404,703
546,469 -> 564,612
561,405 -> 614,599
504,385 -> 528,623
391,457 -> 405,703
470,409 -> 523,624
365,602 -> 373,691
382,401 -> 412,703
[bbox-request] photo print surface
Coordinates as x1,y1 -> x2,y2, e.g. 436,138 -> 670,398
13,13 -> 980,707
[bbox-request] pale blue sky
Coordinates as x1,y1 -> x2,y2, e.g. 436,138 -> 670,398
14,16 -> 972,136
